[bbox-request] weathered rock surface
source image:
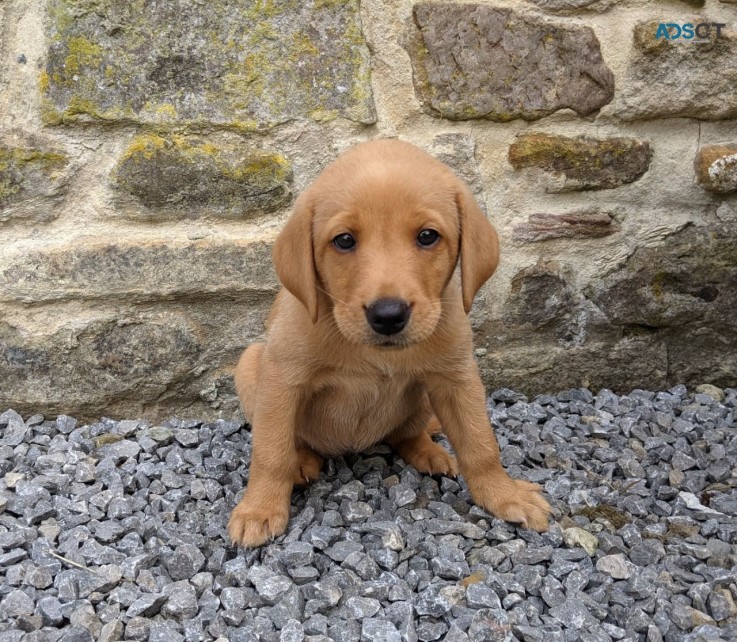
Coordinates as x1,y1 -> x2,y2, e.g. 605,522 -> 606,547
508,134 -> 652,192
0,144 -> 69,224
502,261 -> 577,331
428,133 -> 487,212
528,0 -> 620,14
476,223 -> 737,394
0,237 -> 277,418
0,238 -> 276,303
513,211 -> 618,242
588,224 -> 735,329
617,20 -> 737,120
586,223 -> 737,388
409,3 -> 614,121
694,145 -> 737,194
42,0 -> 375,128
112,135 -> 292,220
0,299 -> 271,420
478,336 -> 669,399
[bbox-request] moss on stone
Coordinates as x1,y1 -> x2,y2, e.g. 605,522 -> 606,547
315,0 -> 352,7
38,70 -> 50,94
0,148 -> 67,172
509,133 -> 652,191
112,134 -> 292,219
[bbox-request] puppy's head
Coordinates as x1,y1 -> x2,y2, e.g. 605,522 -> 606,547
273,139 -> 499,347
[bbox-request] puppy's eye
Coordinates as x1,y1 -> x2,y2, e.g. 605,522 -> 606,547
417,229 -> 440,247
333,233 -> 356,251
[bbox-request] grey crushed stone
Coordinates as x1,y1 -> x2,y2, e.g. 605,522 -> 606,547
0,386 -> 735,641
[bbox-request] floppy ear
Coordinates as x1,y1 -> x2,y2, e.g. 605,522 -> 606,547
272,191 -> 319,323
456,183 -> 500,314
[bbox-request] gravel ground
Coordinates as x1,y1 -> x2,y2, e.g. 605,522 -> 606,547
0,385 -> 736,642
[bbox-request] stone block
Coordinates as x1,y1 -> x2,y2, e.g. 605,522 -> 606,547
513,212 -> 618,243
0,298 -> 271,420
586,224 -> 736,329
0,144 -> 69,224
508,134 -> 652,192
0,235 -> 278,418
0,312 -> 199,418
477,336 -> 669,403
694,145 -> 737,194
41,0 -> 375,129
617,20 -> 737,120
112,135 -> 292,220
409,3 -> 613,121
528,0 -> 620,14
503,261 -> 577,331
585,223 -> 737,388
0,238 -> 277,304
476,221 -> 737,393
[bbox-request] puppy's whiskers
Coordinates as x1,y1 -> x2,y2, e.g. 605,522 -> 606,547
316,285 -> 349,308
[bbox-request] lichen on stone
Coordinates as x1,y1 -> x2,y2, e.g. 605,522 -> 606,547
0,145 -> 69,224
42,0 -> 376,128
111,134 -> 292,220
695,145 -> 737,194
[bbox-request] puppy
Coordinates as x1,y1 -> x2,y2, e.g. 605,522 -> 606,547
228,139 -> 551,547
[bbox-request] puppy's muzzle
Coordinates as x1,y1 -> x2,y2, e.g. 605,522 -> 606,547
365,298 -> 411,336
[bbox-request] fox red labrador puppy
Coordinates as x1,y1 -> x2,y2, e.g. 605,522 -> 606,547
229,139 -> 551,547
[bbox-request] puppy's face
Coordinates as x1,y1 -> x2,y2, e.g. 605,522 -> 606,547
313,169 -> 460,348
273,140 -> 499,347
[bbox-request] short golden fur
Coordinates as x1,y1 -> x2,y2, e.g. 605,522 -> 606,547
228,139 -> 551,547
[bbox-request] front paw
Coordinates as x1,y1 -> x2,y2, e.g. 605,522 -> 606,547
228,495 -> 289,548
469,476 -> 551,532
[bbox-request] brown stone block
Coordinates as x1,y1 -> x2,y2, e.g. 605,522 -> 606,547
409,3 -> 614,122
513,212 -> 618,242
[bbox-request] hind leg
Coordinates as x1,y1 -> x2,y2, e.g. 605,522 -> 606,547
234,343 -> 264,423
386,400 -> 458,477
294,446 -> 323,485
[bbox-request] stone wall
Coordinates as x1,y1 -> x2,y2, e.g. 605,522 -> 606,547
1,0 -> 736,420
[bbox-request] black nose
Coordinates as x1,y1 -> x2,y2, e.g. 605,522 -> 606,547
365,298 -> 411,336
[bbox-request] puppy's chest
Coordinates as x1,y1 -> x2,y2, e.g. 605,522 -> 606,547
299,369 -> 423,454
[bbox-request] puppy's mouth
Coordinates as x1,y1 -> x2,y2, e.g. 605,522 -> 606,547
370,334 -> 412,349
377,340 -> 405,348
